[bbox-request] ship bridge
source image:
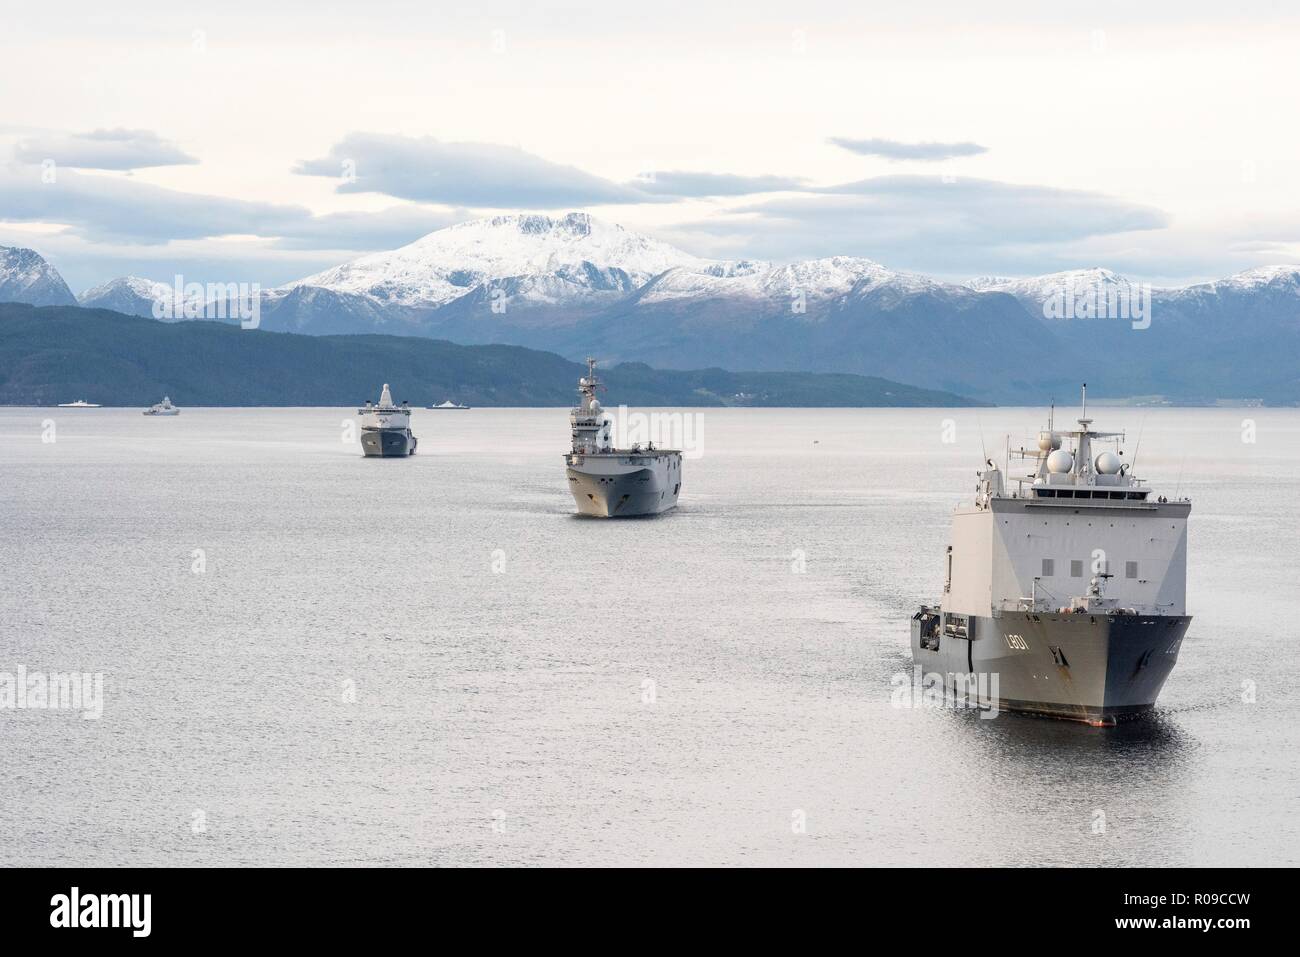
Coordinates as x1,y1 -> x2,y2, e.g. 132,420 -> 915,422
948,386 -> 1190,619
973,386 -> 1187,511
357,382 -> 412,429
570,357 -> 614,454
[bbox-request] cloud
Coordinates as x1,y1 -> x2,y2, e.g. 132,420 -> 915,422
629,170 -> 806,197
0,164 -> 461,249
810,175 -> 1168,239
295,134 -> 808,205
0,229 -> 353,296
828,137 -> 989,162
295,133 -> 660,208
676,174 -> 1170,276
15,128 -> 198,170
265,206 -> 468,250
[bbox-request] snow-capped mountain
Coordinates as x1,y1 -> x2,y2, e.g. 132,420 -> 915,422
274,215 -> 978,346
1164,264 -> 1300,305
78,276 -> 173,317
963,268 -> 1157,313
288,212 -> 711,310
286,214 -> 948,315
1152,264 -> 1300,338
10,213 -> 1300,402
0,246 -> 77,307
635,256 -> 913,306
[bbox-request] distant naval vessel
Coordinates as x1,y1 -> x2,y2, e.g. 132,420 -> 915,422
564,358 -> 682,517
143,396 -> 179,416
911,387 -> 1191,725
358,383 -> 417,457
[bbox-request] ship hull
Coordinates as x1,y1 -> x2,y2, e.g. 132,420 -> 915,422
911,609 -> 1190,725
361,428 -> 416,457
566,459 -> 680,517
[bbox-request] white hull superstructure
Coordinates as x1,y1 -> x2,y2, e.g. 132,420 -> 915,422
358,383 -> 416,457
143,396 -> 180,416
564,358 -> 682,517
912,387 -> 1191,725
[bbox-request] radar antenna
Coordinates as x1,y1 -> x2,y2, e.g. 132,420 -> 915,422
1130,414 -> 1147,472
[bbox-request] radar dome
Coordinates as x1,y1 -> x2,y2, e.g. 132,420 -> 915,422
1037,431 -> 1062,452
1046,449 -> 1075,474
1095,451 -> 1122,475
589,399 -> 601,413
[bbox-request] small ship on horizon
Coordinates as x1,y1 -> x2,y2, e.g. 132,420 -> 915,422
143,396 -> 179,416
564,358 -> 682,517
911,386 -> 1191,726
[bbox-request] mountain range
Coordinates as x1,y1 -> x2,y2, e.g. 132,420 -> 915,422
0,246 -> 77,308
0,303 -> 979,408
5,212 -> 1300,403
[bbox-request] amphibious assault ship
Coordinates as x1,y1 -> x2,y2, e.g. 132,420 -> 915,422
911,388 -> 1191,725
564,358 -> 682,517
358,383 -> 417,457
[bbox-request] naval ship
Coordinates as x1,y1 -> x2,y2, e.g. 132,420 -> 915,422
143,396 -> 180,416
564,358 -> 682,517
358,383 -> 417,457
911,388 -> 1191,725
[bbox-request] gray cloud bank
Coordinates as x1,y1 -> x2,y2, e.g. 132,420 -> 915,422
678,174 -> 1169,274
294,134 -> 805,205
16,129 -> 199,171
828,137 -> 989,161
0,164 -> 458,250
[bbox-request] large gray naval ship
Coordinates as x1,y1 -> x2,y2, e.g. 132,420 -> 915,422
911,388 -> 1191,725
358,383 -> 417,457
564,358 -> 682,517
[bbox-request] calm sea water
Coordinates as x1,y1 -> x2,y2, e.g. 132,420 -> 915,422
1,406 -> 1297,867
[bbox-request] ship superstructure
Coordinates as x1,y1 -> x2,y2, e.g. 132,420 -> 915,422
563,358 -> 682,517
911,387 -> 1191,725
358,383 -> 417,457
143,396 -> 180,416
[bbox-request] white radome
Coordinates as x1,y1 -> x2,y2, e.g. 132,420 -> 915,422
1095,451 -> 1122,474
1037,431 -> 1062,452
1046,449 -> 1075,473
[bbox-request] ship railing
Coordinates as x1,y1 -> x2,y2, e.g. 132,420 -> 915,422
997,598 -> 1036,613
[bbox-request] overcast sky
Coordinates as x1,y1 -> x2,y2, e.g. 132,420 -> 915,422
2,0 -> 1298,291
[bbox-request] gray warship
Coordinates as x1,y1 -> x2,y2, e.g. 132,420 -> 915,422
358,383 -> 417,457
911,388 -> 1191,725
564,358 -> 682,517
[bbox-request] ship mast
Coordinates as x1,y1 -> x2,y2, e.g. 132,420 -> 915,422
577,357 -> 604,409
571,357 -> 609,453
